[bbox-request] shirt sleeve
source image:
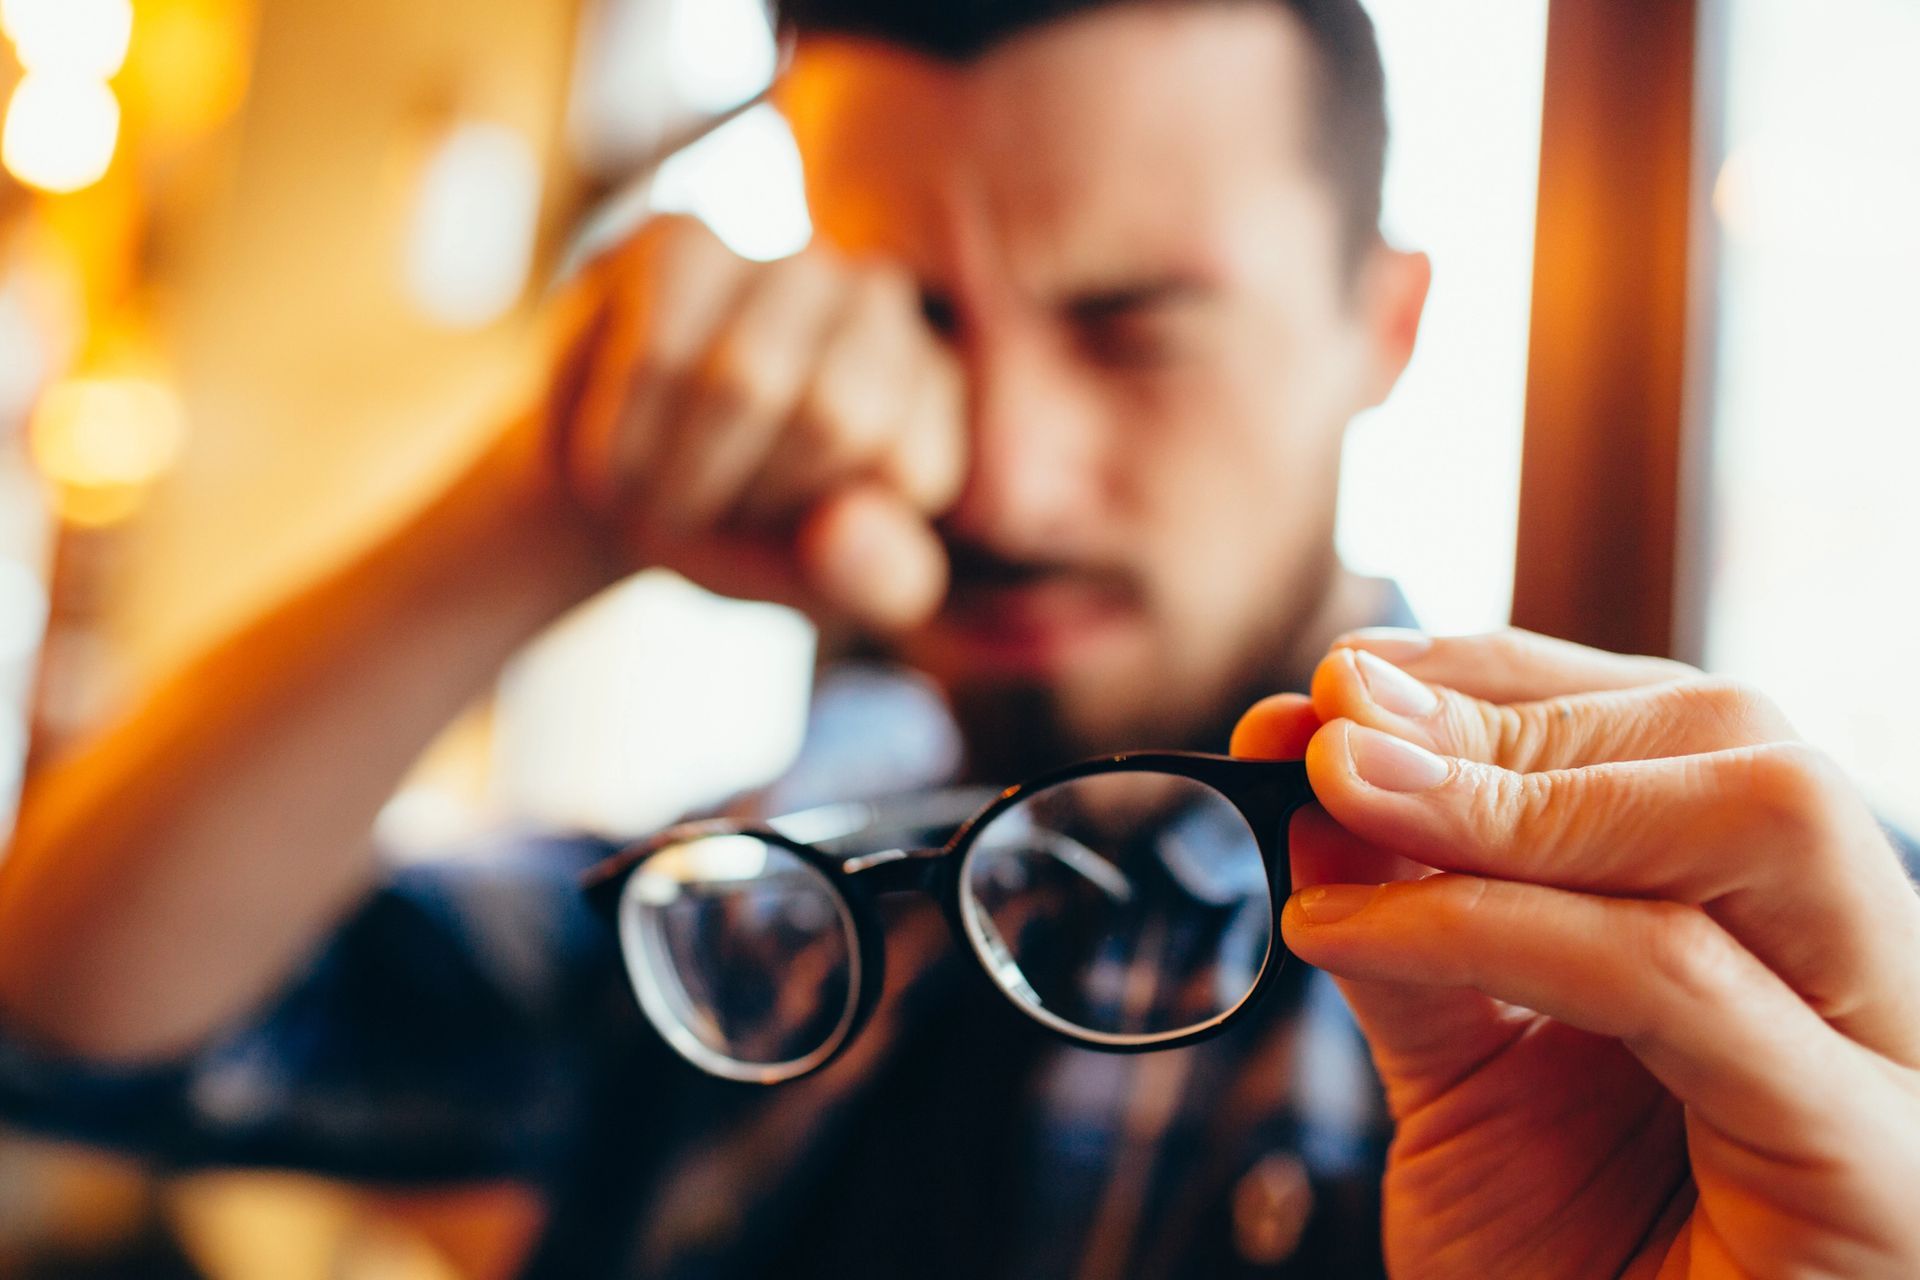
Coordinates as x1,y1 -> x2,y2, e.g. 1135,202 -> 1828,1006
0,831 -> 627,1184
1889,824 -> 1920,882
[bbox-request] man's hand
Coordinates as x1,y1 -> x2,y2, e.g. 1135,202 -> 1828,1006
551,215 -> 967,630
1232,629 -> 1920,1279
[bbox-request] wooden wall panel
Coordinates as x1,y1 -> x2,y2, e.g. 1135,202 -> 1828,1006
1512,0 -> 1709,659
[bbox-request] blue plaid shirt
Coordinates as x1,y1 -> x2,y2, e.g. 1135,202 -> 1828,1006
0,648 -> 1417,1277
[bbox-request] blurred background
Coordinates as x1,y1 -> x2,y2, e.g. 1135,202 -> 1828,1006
0,0 -> 1914,1274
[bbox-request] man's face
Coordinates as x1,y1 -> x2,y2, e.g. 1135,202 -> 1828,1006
783,3 -> 1423,764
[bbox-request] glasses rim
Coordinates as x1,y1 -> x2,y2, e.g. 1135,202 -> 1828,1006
616,839 -> 869,1085
584,751 -> 1314,1083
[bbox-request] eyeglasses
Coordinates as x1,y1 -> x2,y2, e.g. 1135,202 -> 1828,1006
582,752 -> 1314,1084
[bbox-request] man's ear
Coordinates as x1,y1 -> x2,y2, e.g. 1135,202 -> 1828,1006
1354,245 -> 1431,410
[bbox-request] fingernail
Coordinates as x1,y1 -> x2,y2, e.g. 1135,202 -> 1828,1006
1294,884 -> 1378,925
1354,650 -> 1439,718
1347,724 -> 1451,792
1338,627 -> 1432,663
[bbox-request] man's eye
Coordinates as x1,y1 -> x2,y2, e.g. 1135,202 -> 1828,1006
920,292 -> 959,339
1078,317 -> 1187,369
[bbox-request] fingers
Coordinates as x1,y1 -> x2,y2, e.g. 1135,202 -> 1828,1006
642,249 -> 849,526
729,262 -> 957,523
796,484 -> 949,631
1284,801 -> 1426,895
1311,646 -> 1798,773
1229,692 -> 1320,760
553,216 -> 966,627
1233,707 -> 1513,1112
1334,627 -> 1693,704
1307,722 -> 1920,1059
1282,873 -> 1885,1160
569,216 -> 747,512
873,350 -> 967,514
1285,807 -> 1509,1115
645,253 -> 960,535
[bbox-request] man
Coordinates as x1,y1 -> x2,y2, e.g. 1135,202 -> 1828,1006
2,1 -> 1918,1277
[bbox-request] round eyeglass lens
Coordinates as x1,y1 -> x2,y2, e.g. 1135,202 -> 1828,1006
618,835 -> 859,1083
959,772 -> 1274,1045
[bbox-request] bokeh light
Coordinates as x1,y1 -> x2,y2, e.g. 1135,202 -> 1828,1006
649,105 -> 811,262
1,0 -> 133,78
3,74 -> 121,194
119,0 -> 252,140
0,708 -> 26,848
668,0 -> 777,113
0,557 -> 47,666
404,122 -> 544,329
28,376 -> 187,525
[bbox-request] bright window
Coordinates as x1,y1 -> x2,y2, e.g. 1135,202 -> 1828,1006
1700,0 -> 1920,832
1337,0 -> 1550,634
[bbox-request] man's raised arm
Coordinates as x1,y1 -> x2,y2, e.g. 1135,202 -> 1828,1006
0,215 -> 964,1062
0,419 -> 612,1060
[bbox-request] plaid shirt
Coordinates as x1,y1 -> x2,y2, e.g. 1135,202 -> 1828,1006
0,644 -> 1420,1277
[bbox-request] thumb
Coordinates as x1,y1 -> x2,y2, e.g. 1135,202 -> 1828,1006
1232,700 -> 1511,1110
1310,646 -> 1793,774
877,350 -> 968,516
797,483 -> 948,632
1283,804 -> 1517,1119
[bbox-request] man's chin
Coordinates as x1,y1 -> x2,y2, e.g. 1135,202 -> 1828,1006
895,620 -> 1171,780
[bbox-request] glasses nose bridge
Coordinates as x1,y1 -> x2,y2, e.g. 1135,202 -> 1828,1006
840,846 -> 950,895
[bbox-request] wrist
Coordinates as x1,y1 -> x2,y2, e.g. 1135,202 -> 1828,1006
412,413 -> 624,646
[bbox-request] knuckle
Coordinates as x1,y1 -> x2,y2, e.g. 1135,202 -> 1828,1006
611,356 -> 679,427
803,332 -> 916,460
1459,760 -> 1535,849
701,346 -> 784,422
1483,628 -> 1537,668
1670,676 -> 1791,745
1438,693 -> 1533,770
904,346 -> 965,421
1636,653 -> 1701,683
1637,903 -> 1741,1011
797,365 -> 888,455
1732,741 -> 1850,852
785,402 -> 839,460
1415,877 -> 1498,982
1430,873 -> 1495,927
1416,628 -> 1522,679
1488,700 -> 1554,770
1501,765 -> 1591,860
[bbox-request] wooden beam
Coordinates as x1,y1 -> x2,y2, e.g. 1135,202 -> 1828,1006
1512,0 -> 1709,659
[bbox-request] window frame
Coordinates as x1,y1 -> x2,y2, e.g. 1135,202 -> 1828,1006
1512,0 -> 1725,663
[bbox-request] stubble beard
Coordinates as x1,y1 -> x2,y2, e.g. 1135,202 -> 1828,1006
943,547 -> 1344,785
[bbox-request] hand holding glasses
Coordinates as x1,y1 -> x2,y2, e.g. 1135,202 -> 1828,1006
583,753 -> 1315,1083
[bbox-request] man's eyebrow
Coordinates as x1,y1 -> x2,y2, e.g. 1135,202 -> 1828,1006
1061,277 -> 1215,323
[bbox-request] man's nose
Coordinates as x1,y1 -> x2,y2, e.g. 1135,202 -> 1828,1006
940,352 -> 1101,555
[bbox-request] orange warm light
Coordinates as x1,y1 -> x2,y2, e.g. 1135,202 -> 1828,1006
119,0 -> 251,142
3,73 -> 121,193
28,375 -> 187,526
1,0 -> 133,77
0,0 -> 133,195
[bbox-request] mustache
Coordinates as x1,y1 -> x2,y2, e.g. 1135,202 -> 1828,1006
941,539 -> 1140,600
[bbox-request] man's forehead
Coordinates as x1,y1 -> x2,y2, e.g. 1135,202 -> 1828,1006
779,3 -> 1325,291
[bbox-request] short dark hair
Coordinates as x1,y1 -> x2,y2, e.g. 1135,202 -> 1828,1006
774,0 -> 1389,261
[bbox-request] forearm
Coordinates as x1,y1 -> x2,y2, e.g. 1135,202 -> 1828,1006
0,419 -> 613,1061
